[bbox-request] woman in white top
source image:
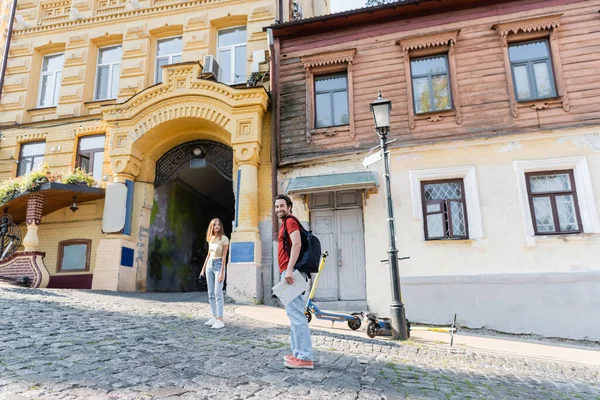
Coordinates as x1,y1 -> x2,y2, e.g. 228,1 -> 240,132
199,218 -> 229,329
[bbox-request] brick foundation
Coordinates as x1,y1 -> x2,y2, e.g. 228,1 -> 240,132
0,251 -> 50,288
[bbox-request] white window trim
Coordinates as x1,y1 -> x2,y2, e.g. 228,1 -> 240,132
217,26 -> 247,85
94,45 -> 121,101
409,165 -> 484,240
155,36 -> 182,84
513,156 -> 600,246
37,53 -> 63,108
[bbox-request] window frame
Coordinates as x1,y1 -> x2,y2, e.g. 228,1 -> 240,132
217,26 -> 247,85
94,45 -> 122,101
56,239 -> 92,273
410,53 -> 453,115
508,39 -> 557,102
17,141 -> 46,177
314,72 -> 350,129
525,169 -> 583,236
301,48 -> 356,143
421,178 -> 469,241
76,135 -> 105,181
398,30 -> 462,130
493,13 -> 569,118
154,36 -> 183,84
37,53 -> 64,108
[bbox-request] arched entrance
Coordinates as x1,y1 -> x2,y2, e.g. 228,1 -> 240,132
147,140 -> 234,291
94,62 -> 270,302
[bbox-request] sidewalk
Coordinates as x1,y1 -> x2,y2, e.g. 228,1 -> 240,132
235,304 -> 600,367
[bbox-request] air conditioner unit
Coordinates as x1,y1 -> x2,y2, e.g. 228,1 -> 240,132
203,55 -> 220,79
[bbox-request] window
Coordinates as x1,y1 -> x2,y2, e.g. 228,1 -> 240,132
77,135 -> 105,182
410,55 -> 452,114
301,48 -> 356,142
95,46 -> 122,100
421,179 -> 468,240
37,53 -> 64,108
155,37 -> 182,84
217,27 -> 247,84
398,30 -> 462,129
17,141 -> 45,177
525,171 -> 582,235
314,74 -> 349,128
493,13 -> 568,118
57,240 -> 91,272
509,40 -> 556,102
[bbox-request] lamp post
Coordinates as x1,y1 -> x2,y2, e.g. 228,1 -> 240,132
370,90 -> 409,341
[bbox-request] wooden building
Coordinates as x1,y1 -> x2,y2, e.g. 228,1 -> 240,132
271,0 -> 600,340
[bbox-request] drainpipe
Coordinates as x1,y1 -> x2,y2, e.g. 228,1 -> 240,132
268,30 -> 280,300
278,0 -> 283,23
0,0 -> 18,100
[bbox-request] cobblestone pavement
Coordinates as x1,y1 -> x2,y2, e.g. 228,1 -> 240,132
1,289 -> 599,400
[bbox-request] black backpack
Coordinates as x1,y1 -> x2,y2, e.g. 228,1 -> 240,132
282,215 -> 322,274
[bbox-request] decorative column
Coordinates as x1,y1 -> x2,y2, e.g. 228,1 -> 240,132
228,142 -> 263,303
22,194 -> 44,251
234,144 -> 260,233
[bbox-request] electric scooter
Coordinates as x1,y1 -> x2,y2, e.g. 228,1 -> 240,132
304,251 -> 363,331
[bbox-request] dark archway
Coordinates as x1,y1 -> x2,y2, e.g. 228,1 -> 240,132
147,140 -> 234,292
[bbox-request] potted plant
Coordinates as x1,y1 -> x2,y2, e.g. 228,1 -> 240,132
60,168 -> 96,187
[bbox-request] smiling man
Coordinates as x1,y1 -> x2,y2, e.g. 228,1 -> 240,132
274,194 -> 314,369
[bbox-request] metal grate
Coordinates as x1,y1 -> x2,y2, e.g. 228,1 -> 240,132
155,140 -> 233,187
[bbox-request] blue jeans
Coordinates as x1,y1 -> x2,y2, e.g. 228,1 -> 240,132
207,259 -> 224,318
281,271 -> 313,361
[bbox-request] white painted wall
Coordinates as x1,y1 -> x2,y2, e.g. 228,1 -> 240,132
279,128 -> 600,339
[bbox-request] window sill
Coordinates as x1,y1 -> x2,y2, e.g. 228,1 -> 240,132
56,269 -> 90,273
307,125 -> 351,143
424,238 -> 475,244
27,106 -> 57,113
525,233 -> 593,246
84,99 -> 117,105
414,109 -> 456,123
512,95 -> 569,117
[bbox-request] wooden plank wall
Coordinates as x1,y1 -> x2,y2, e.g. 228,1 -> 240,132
278,0 -> 600,164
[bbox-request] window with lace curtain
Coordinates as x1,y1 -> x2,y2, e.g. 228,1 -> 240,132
525,170 -> 582,235
421,179 -> 468,240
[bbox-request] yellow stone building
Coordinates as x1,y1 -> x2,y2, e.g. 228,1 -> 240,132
0,0 -> 327,300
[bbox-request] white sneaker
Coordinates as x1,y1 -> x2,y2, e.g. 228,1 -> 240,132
204,317 -> 217,326
211,320 -> 225,329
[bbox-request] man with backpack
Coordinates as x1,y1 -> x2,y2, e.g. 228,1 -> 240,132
275,194 -> 314,369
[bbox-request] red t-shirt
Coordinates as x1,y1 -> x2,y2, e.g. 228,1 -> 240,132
278,217 -> 301,273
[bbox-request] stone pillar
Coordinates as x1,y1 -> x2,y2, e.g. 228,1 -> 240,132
92,154 -> 142,291
22,194 -> 44,251
228,143 -> 263,302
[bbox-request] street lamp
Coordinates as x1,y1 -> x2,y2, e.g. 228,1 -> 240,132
369,90 -> 409,341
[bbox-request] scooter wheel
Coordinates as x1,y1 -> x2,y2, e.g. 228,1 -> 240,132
366,321 -> 377,338
305,311 -> 312,324
348,317 -> 362,331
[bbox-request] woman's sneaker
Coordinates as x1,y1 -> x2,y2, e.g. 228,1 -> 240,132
211,320 -> 225,329
283,355 -> 295,362
204,317 -> 216,326
284,358 -> 314,369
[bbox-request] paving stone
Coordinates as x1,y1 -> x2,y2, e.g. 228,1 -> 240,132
1,289 -> 599,399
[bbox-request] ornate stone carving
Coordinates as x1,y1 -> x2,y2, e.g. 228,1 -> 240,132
111,154 -> 142,179
234,144 -> 260,167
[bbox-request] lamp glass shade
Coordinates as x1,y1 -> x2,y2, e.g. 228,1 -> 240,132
370,93 -> 392,130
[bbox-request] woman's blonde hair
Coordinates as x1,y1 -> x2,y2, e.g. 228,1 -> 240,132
206,218 -> 224,242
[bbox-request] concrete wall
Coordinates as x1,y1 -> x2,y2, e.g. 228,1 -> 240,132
278,127 -> 600,340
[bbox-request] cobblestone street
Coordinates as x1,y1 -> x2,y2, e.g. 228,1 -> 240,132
0,288 -> 599,400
